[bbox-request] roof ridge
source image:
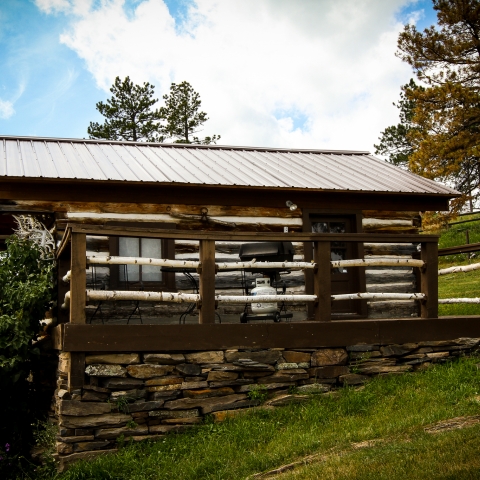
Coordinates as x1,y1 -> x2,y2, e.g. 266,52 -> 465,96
0,135 -> 370,155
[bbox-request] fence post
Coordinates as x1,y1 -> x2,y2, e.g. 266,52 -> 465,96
313,240 -> 331,322
421,241 -> 438,318
68,232 -> 86,391
199,239 -> 216,324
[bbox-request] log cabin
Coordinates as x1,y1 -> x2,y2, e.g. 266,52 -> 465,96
5,135 -> 480,470
0,135 -> 457,323
0,133 -> 458,321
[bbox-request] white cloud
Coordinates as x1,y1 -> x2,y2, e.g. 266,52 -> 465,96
0,99 -> 14,119
44,0 -> 418,151
34,0 -> 93,16
0,81 -> 25,120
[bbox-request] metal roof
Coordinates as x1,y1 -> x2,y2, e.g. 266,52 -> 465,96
0,135 -> 458,195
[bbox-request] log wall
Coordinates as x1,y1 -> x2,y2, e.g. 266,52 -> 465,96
10,201 -> 422,320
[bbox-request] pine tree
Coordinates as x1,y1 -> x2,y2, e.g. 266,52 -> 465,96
159,81 -> 220,144
88,76 -> 164,142
396,0 -> 480,207
374,79 -> 422,168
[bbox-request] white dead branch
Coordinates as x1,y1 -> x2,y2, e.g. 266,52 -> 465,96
331,293 -> 426,301
13,215 -> 55,258
438,262 -> 480,276
439,298 -> 480,304
331,258 -> 424,268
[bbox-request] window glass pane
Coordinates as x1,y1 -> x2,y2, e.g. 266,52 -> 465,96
141,238 -> 162,282
330,222 -> 346,233
119,237 -> 139,256
312,222 -> 328,233
119,237 -> 139,281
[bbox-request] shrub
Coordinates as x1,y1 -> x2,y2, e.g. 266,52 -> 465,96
0,236 -> 55,477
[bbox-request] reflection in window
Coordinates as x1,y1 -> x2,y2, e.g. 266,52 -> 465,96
312,221 -> 347,273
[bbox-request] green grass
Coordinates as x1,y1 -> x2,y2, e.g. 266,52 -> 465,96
46,357 -> 480,480
281,426 -> 480,479
437,215 -> 480,316
438,213 -> 480,250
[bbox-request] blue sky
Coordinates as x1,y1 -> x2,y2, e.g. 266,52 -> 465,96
0,0 -> 439,150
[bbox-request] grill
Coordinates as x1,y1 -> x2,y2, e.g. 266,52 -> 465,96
238,241 -> 294,265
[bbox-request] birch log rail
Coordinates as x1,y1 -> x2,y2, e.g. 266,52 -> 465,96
438,262 -> 480,276
86,256 -> 200,269
331,293 -> 426,301
213,295 -> 317,303
439,298 -> 480,304
216,260 -> 315,270
62,290 -> 200,309
332,258 -> 425,268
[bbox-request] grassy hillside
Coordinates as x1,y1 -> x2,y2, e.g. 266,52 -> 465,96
47,357 -> 480,480
438,214 -> 480,316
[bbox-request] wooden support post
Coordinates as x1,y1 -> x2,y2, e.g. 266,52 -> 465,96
199,239 -> 216,324
421,241 -> 438,319
313,241 -> 331,322
68,232 -> 86,391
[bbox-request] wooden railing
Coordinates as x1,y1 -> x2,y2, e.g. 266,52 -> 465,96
57,224 -> 440,325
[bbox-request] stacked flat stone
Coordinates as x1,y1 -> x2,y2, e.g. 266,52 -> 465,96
54,338 -> 480,470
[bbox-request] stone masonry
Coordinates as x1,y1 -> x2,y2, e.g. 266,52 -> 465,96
54,338 -> 480,469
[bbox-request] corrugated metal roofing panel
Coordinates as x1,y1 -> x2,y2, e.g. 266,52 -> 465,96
0,135 -> 459,196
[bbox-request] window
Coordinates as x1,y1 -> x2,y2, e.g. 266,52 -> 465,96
108,222 -> 176,291
118,237 -> 163,283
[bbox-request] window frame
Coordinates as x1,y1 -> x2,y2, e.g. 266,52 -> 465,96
302,209 -> 367,320
108,222 -> 176,292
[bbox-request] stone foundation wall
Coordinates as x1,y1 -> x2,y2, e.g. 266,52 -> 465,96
54,337 -> 480,468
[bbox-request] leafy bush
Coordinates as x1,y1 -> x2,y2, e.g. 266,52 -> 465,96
0,236 -> 55,477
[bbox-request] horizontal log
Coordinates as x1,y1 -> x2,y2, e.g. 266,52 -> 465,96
215,294 -> 316,303
439,298 -> 480,304
175,240 -> 304,255
332,258 -> 424,268
56,316 -> 480,351
367,301 -> 418,319
62,290 -> 200,309
216,260 -> 314,271
57,219 -> 303,234
362,226 -> 419,234
16,201 -> 302,218
332,293 -> 424,301
438,262 -> 480,276
366,272 -> 415,285
362,218 -> 413,228
364,243 -> 418,256
362,210 -> 421,220
87,255 -> 200,269
365,282 -> 415,294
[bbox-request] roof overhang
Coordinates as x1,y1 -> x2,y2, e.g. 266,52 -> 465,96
0,177 -> 455,212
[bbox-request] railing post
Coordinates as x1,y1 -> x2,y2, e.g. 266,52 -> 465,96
313,240 -> 331,322
420,241 -> 438,318
68,232 -> 86,390
199,239 -> 216,324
